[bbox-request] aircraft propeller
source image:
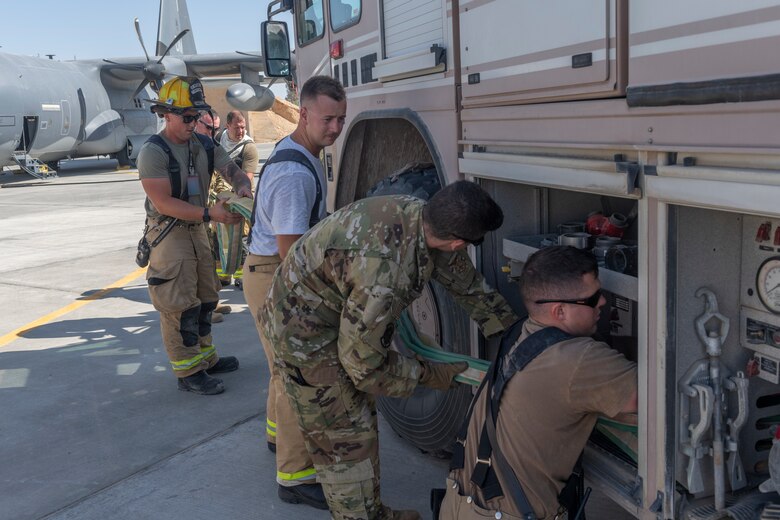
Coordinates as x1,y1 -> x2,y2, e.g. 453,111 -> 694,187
103,17 -> 190,100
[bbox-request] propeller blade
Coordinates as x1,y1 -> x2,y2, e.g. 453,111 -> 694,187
157,29 -> 190,62
130,80 -> 150,100
235,51 -> 262,58
102,59 -> 144,70
134,17 -> 151,61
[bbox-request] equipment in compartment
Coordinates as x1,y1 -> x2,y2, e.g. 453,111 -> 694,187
678,289 -> 749,510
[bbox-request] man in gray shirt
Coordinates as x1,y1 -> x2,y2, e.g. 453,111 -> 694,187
243,76 -> 346,509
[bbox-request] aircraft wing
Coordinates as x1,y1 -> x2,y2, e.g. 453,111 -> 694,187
95,52 -> 264,83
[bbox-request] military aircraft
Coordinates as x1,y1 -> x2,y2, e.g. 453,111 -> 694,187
0,0 -> 276,178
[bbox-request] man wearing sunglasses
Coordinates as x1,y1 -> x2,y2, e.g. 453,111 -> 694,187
441,246 -> 637,520
137,76 -> 252,396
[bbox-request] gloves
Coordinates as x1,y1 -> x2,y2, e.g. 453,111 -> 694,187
418,361 -> 469,391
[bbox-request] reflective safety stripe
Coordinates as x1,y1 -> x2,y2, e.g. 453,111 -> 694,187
267,427 -> 277,437
267,418 -> 277,437
200,344 -> 216,360
170,353 -> 204,371
277,467 -> 317,482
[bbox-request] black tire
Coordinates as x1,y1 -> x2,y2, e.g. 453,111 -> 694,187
116,144 -> 135,168
367,165 -> 473,457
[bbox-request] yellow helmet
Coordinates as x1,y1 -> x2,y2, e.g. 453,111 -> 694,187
148,76 -> 211,114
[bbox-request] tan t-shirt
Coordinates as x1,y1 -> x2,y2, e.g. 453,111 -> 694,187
453,319 -> 637,519
137,133 -> 232,219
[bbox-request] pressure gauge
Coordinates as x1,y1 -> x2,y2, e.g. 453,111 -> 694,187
757,256 -> 780,314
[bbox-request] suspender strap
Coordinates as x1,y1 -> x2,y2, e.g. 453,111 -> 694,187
469,326 -> 573,516
146,134 -> 214,201
246,146 -> 322,245
451,319 -> 525,472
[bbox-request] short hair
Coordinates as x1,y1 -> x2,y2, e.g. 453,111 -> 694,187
519,246 -> 599,312
226,110 -> 245,125
423,181 -> 503,241
202,110 -> 219,125
300,75 -> 346,104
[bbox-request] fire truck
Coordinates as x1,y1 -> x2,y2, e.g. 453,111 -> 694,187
261,1 -> 780,517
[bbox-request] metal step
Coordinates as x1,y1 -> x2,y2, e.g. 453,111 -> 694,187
12,152 -> 57,180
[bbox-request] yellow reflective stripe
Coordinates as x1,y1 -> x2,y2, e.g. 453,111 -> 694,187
171,353 -> 205,371
200,345 -> 216,360
267,418 -> 277,428
277,467 -> 317,481
266,427 -> 277,437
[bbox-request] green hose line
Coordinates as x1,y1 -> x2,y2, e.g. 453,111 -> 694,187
397,310 -> 637,458
211,193 -> 253,275
396,311 -> 488,386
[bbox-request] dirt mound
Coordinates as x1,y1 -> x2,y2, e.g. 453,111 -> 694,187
248,110 -> 298,143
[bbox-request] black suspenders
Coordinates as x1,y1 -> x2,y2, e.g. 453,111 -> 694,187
450,322 -> 573,519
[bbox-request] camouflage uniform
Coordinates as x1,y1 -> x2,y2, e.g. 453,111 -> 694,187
262,195 -> 518,520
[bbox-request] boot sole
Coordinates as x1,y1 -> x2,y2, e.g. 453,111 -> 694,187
278,487 -> 329,510
177,382 -> 225,395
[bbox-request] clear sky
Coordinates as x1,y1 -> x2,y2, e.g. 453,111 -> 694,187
0,0 -> 292,60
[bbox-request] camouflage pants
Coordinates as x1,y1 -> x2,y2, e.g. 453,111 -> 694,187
281,365 -> 395,520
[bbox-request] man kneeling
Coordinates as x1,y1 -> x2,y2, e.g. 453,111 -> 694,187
441,246 -> 637,519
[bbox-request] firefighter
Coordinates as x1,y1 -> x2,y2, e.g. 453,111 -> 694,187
243,76 -> 345,509
441,246 -> 637,519
138,76 -> 252,395
261,181 -> 518,519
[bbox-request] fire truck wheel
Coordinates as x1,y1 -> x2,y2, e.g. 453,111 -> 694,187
367,166 -> 473,457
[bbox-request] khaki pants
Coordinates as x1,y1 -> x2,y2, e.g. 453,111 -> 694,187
439,477 -> 525,520
243,253 -> 315,486
146,219 -> 221,378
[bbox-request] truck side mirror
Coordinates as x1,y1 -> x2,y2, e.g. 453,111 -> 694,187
261,20 -> 292,78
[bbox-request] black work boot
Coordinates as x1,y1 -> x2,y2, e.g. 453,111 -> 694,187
278,483 -> 328,510
207,356 -> 239,374
177,370 -> 224,395
267,441 -> 277,453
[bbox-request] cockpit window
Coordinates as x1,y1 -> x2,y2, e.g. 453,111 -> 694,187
330,0 -> 361,32
295,0 -> 325,46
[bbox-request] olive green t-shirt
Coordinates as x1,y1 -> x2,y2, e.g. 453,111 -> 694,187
137,133 -> 232,220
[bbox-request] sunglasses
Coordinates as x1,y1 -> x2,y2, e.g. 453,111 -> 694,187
535,289 -> 603,308
200,123 -> 216,131
451,233 -> 485,246
179,113 -> 201,124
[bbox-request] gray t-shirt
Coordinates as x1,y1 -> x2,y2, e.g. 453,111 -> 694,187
137,133 -> 232,219
248,136 -> 327,256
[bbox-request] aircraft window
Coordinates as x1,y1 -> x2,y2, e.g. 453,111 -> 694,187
330,0 -> 361,32
295,0 -> 325,46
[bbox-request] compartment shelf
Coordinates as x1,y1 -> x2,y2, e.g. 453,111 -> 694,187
503,236 -> 639,302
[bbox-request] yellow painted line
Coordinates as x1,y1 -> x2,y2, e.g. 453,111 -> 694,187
0,267 -> 147,348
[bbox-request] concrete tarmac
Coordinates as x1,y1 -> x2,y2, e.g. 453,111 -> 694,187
0,153 -> 633,520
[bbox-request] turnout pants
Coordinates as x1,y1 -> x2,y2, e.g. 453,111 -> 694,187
243,253 -> 316,486
145,218 -> 222,378
282,364 -> 401,520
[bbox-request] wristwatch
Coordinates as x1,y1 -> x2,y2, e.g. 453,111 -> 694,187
202,207 -> 211,223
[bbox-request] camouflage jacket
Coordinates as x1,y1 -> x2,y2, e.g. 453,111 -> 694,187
262,195 -> 518,397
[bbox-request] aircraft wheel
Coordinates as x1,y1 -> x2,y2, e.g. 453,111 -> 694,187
116,144 -> 135,168
367,166 -> 473,457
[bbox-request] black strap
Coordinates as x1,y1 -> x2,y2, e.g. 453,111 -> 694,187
467,326 -> 573,517
225,141 -> 248,169
146,134 -> 214,201
194,133 -> 215,176
246,145 -> 322,245
450,318 -> 525,473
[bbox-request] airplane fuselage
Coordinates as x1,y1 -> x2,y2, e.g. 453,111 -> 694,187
0,52 -> 156,168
